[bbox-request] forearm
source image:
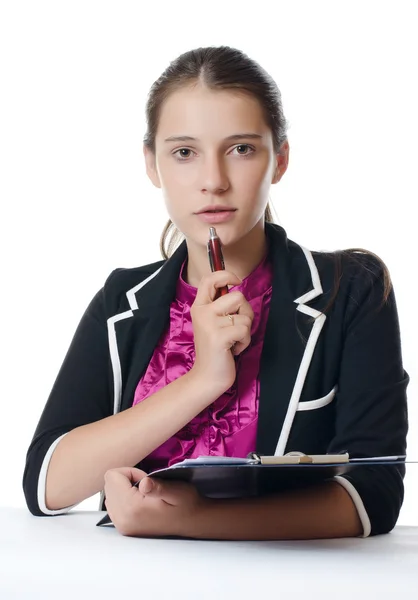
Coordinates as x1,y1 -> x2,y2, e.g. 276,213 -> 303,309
186,481 -> 363,540
45,370 -> 214,510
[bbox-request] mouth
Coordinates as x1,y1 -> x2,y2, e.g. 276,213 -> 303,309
196,207 -> 237,214
201,209 -> 235,213
195,208 -> 237,223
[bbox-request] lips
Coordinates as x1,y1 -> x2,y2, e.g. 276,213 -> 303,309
195,209 -> 237,224
197,206 -> 237,214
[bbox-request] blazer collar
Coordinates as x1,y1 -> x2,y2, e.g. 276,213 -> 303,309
128,222 -> 322,310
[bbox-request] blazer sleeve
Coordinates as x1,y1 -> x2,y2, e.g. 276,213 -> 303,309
22,280 -> 115,516
327,254 -> 409,537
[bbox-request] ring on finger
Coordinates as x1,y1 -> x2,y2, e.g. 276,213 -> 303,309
225,313 -> 234,326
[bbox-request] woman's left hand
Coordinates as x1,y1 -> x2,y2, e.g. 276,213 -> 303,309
103,466 -> 207,537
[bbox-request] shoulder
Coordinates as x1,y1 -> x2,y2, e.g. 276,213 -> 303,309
100,259 -> 166,314
312,246 -> 390,285
104,259 -> 166,289
269,224 -> 389,298
302,242 -> 393,320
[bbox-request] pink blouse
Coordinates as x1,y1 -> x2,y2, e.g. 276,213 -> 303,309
132,253 -> 273,473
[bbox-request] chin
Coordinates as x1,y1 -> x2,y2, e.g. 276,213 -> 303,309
207,224 -> 250,249
184,214 -> 262,248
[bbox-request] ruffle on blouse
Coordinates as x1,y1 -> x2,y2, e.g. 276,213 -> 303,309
133,251 -> 273,473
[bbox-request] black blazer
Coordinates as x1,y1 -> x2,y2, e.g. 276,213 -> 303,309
23,223 -> 409,536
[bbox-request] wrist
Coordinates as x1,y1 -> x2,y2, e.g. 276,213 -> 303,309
185,368 -> 225,404
186,367 -> 230,400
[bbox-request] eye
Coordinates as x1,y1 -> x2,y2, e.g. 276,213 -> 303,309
232,144 -> 254,156
173,148 -> 194,160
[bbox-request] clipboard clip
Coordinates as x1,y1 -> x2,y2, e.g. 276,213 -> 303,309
247,451 -> 350,465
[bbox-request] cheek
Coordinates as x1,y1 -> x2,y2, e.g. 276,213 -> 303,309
159,159 -> 196,190
159,170 -> 190,219
237,160 -> 272,196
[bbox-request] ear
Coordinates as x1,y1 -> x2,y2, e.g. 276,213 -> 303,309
143,145 -> 161,189
271,141 -> 290,184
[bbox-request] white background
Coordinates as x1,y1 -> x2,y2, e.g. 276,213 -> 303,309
1,1 -> 417,524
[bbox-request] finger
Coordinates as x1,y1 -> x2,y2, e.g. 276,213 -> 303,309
193,271 -> 242,306
214,293 -> 254,321
138,476 -> 154,495
104,467 -> 147,489
194,289 -> 253,320
219,313 -> 253,331
139,478 -> 195,506
219,323 -> 252,353
231,335 -> 251,355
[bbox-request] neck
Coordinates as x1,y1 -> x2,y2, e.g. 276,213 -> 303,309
184,220 -> 268,288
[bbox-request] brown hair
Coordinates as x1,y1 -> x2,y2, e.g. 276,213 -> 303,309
143,45 -> 392,316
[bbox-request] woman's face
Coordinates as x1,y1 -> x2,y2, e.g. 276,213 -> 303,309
145,84 -> 288,248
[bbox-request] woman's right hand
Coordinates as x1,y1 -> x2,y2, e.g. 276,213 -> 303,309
189,270 -> 254,396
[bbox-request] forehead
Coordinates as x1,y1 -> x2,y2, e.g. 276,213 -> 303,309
156,84 -> 269,140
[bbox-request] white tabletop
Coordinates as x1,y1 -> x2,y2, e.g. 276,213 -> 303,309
1,508 -> 417,599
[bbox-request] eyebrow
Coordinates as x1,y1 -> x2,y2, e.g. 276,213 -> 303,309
164,133 -> 264,143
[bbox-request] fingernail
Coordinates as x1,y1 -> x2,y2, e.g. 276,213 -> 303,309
141,478 -> 153,493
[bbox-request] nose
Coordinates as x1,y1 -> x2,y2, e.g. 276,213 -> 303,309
200,154 -> 229,194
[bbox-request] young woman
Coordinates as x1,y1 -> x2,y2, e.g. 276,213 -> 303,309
23,46 -> 409,540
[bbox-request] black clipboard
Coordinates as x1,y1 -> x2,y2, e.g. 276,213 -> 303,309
96,454 -> 407,527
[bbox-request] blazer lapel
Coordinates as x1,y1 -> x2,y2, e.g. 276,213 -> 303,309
110,240 -> 188,414
256,224 -> 327,455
